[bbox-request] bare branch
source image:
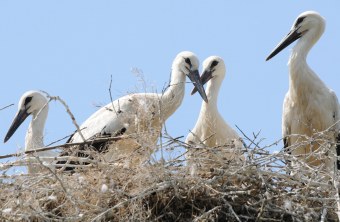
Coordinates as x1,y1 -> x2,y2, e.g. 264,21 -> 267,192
41,91 -> 86,142
0,103 -> 14,111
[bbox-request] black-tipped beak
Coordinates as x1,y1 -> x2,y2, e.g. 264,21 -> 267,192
266,28 -> 302,61
4,109 -> 29,143
187,69 -> 208,103
191,69 -> 214,95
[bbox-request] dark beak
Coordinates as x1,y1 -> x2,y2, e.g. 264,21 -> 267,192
266,27 -> 302,61
187,69 -> 208,103
4,108 -> 29,143
191,69 -> 214,95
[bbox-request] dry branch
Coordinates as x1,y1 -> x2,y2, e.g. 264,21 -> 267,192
0,103 -> 14,111
42,91 -> 86,142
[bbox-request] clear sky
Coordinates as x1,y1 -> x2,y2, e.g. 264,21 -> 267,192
1,1 -> 340,160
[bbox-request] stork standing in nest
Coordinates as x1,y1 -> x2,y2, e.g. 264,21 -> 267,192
266,11 -> 340,172
4,90 -> 58,173
186,56 -> 244,175
63,51 -> 207,167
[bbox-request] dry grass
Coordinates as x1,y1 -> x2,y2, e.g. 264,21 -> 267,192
1,130 -> 340,222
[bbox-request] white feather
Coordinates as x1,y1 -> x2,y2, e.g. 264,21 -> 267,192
69,51 -> 205,166
186,56 -> 244,175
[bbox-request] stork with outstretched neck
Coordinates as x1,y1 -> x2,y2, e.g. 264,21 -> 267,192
186,56 -> 244,175
266,11 -> 340,171
4,90 -> 58,173
63,51 -> 208,167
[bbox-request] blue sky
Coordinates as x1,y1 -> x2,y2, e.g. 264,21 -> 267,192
1,1 -> 340,159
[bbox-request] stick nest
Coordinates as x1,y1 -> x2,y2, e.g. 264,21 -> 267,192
0,133 -> 339,222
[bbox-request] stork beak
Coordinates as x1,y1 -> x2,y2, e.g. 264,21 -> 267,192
4,108 -> 29,143
191,69 -> 214,96
187,69 -> 208,103
266,27 -> 302,61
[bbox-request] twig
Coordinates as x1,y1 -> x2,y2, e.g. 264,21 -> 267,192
46,133 -> 75,147
35,157 -> 80,213
0,135 -> 129,160
42,91 -> 86,142
90,181 -> 172,222
333,174 -> 340,220
224,200 -> 241,222
108,74 -> 118,115
193,206 -> 222,222
235,125 -> 262,149
0,103 -> 14,111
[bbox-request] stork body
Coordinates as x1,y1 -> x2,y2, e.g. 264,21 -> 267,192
4,91 -> 57,173
266,11 -> 340,171
67,51 -> 207,167
186,56 -> 244,174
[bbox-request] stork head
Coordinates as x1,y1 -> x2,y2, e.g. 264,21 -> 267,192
173,51 -> 208,103
4,91 -> 49,143
266,11 -> 325,61
191,56 -> 225,95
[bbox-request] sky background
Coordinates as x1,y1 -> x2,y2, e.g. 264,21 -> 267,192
1,1 -> 340,162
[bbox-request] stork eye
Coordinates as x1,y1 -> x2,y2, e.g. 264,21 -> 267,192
184,58 -> 192,67
24,97 -> 32,106
295,16 -> 306,27
210,60 -> 219,68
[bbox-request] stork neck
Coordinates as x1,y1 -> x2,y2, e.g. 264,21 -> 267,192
289,44 -> 309,80
291,23 -> 323,60
25,106 -> 48,150
288,28 -> 322,83
203,77 -> 222,108
288,41 -> 324,100
290,39 -> 311,63
161,69 -> 186,119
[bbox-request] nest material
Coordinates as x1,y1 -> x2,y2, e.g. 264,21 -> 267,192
1,133 -> 340,222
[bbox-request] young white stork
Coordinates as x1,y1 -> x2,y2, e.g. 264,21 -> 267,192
4,90 -> 58,173
63,51 -> 207,167
186,56 -> 244,175
266,11 -> 340,171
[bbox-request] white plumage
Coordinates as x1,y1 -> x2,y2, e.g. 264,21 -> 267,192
186,56 -> 244,174
266,11 -> 340,171
66,51 -> 208,166
4,90 -> 58,173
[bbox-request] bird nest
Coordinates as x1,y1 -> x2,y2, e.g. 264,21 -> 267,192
0,131 -> 340,222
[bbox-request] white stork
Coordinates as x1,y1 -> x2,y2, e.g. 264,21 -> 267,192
266,11 -> 340,171
4,90 -> 58,173
63,51 -> 207,167
186,56 -> 244,175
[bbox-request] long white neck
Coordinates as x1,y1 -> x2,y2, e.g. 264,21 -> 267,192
199,76 -> 223,123
25,106 -> 48,150
161,68 -> 186,119
288,35 -> 325,100
202,75 -> 223,107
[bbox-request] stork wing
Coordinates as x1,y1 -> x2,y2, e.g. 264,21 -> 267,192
57,97 -> 133,171
69,95 -> 134,144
